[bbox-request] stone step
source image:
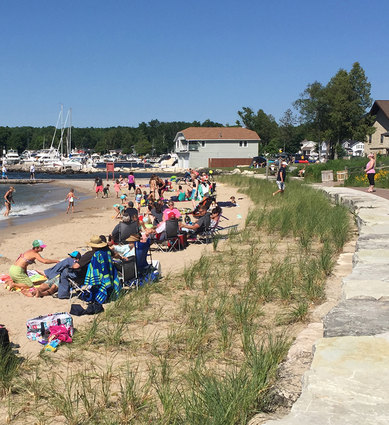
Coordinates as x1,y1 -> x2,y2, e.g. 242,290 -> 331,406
264,335 -> 389,425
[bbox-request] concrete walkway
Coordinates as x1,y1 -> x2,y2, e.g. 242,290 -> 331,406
264,186 -> 389,425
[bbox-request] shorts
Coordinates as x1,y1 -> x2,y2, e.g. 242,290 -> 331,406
96,185 -> 103,193
367,173 -> 375,185
9,265 -> 34,287
46,275 -> 60,288
276,181 -> 285,190
128,183 -> 136,191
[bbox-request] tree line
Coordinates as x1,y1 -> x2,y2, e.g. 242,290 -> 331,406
0,62 -> 374,158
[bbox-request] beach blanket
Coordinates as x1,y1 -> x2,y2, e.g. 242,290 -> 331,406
84,250 -> 120,304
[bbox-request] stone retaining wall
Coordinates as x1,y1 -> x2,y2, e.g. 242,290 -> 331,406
262,187 -> 389,425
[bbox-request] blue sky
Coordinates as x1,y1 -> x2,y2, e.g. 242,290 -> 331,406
0,0 -> 388,128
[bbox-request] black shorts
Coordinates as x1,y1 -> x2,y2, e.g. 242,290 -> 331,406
128,183 -> 136,191
367,173 -> 375,185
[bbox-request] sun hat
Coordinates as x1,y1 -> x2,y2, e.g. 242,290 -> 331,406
32,240 -> 46,248
68,251 -> 81,260
87,235 -> 108,248
126,234 -> 140,243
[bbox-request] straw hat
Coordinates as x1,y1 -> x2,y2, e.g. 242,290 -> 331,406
87,235 -> 108,248
126,234 -> 140,243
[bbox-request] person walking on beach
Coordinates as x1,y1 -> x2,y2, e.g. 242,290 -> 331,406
2,164 -> 8,180
3,186 -> 15,216
94,176 -> 104,198
365,153 -> 376,193
65,188 -> 79,214
273,162 -> 287,196
30,164 -> 35,180
128,172 -> 136,193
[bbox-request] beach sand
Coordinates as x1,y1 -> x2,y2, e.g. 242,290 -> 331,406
0,178 -> 251,357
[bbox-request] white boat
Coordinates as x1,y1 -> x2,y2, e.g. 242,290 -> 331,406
5,149 -> 20,164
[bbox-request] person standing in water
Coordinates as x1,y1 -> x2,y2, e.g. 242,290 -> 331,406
65,188 -> 79,214
3,186 -> 15,216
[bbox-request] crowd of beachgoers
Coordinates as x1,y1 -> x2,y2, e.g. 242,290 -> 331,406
1,169 -> 239,304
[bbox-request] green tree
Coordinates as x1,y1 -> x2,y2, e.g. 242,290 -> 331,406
294,62 -> 374,159
236,107 -> 279,152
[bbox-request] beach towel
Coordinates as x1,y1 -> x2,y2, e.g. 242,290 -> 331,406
84,249 -> 120,304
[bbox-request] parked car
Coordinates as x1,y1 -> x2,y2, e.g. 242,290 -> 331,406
250,156 -> 267,168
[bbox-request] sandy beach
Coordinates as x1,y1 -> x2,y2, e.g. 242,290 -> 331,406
0,177 -> 251,357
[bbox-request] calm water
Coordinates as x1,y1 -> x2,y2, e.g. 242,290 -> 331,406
0,170 -> 181,229
0,183 -> 81,229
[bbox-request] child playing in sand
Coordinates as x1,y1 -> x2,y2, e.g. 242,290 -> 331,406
65,188 -> 79,214
230,196 -> 237,206
103,183 -> 110,198
120,193 -> 128,205
113,203 -> 125,219
114,179 -> 121,198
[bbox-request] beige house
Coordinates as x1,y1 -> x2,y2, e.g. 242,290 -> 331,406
174,127 -> 260,168
365,100 -> 389,155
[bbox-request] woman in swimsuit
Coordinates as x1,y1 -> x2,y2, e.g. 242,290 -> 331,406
7,240 -> 59,291
3,186 -> 15,217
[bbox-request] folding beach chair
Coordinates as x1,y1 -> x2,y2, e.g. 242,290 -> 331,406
114,255 -> 139,290
154,219 -> 181,252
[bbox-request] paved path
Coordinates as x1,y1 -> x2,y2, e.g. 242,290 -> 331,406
263,186 -> 389,425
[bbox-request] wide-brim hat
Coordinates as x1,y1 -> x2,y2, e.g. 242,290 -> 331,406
87,235 -> 108,248
126,234 -> 140,243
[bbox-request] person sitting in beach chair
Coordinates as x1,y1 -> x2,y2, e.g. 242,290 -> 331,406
110,214 -> 140,244
83,235 -> 121,304
179,205 -> 210,236
30,251 -> 82,298
193,195 -> 215,217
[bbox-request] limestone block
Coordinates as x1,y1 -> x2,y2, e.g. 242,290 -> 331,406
342,279 -> 389,300
324,300 -> 389,337
264,335 -> 389,425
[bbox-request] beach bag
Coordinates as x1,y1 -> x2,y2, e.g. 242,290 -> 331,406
26,312 -> 73,341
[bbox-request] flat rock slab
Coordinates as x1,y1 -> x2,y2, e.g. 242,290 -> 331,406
264,335 -> 389,425
324,299 -> 389,337
343,279 -> 389,300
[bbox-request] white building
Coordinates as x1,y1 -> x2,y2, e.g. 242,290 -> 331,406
342,140 -> 364,157
174,127 -> 260,169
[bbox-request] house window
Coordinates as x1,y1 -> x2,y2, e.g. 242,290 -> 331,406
369,135 -> 372,144
189,141 -> 199,151
381,135 -> 384,144
201,141 -> 206,148
239,141 -> 243,147
243,141 -> 248,147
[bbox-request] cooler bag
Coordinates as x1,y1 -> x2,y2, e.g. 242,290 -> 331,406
26,312 -> 73,341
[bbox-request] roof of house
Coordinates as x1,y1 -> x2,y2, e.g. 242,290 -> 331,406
179,127 -> 260,141
370,100 -> 389,119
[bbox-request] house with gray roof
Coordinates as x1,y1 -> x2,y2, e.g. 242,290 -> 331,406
365,100 -> 389,155
174,127 -> 260,168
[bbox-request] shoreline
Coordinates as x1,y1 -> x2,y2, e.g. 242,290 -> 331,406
0,178 -> 250,357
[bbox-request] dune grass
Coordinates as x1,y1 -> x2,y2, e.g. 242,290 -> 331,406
1,176 -> 351,425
